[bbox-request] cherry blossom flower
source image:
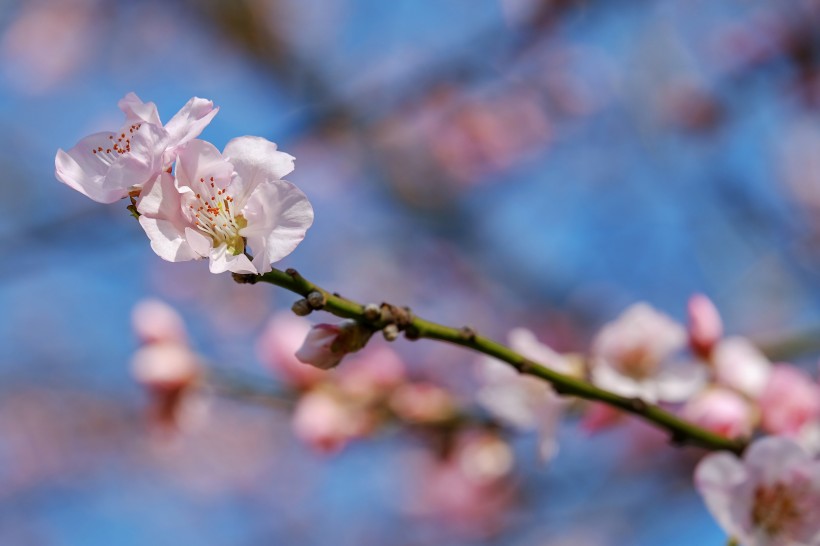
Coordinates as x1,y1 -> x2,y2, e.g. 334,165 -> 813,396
404,431 -> 516,537
389,382 -> 458,424
712,337 -> 772,399
759,364 -> 820,440
688,293 -> 724,358
137,137 -> 313,274
590,303 -> 705,403
55,92 -> 217,203
294,320 -> 372,370
681,387 -> 756,440
476,328 -> 575,461
695,436 -> 820,546
256,312 -> 324,389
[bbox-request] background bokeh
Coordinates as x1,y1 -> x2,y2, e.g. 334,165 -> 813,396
3,0 -> 820,544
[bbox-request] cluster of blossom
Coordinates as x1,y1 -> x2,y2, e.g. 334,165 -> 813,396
130,301 -> 517,534
470,296 -> 820,545
55,93 -> 314,274
59,95 -> 820,544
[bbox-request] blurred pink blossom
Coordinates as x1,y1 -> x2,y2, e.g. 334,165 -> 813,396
695,436 -> 820,545
132,298 -> 188,346
476,328 -> 570,460
759,364 -> 820,439
687,293 -> 723,359
336,345 -> 406,399
590,303 -> 704,403
291,389 -> 373,453
406,431 -> 516,537
389,382 -> 458,424
256,312 -> 324,389
681,388 -> 756,440
131,342 -> 200,428
712,337 -> 772,399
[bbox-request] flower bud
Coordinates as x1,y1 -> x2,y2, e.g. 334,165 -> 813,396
687,294 -> 723,358
131,342 -> 199,427
295,320 -> 373,370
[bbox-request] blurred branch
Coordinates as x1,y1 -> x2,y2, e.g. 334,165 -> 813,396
233,268 -> 746,454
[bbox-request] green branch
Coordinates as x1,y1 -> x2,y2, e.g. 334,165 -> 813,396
234,268 -> 747,455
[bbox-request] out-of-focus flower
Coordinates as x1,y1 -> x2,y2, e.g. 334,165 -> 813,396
759,364 -> 820,439
131,299 -> 201,429
389,382 -> 458,425
291,388 -> 374,453
688,294 -> 723,359
590,303 -> 705,403
256,312 -> 324,389
137,137 -> 313,274
681,388 -> 756,440
131,342 -> 200,428
712,337 -> 772,399
132,298 -> 188,345
55,93 -> 217,203
406,430 -> 516,538
295,320 -> 373,370
476,328 -> 572,461
695,436 -> 820,546
336,345 -> 405,399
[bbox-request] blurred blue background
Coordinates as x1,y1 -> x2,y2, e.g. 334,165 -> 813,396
3,0 -> 820,544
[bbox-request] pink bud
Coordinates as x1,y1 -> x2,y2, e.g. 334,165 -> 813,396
295,320 -> 373,370
681,388 -> 755,439
132,299 -> 188,345
687,294 -> 723,358
256,312 -> 324,388
759,364 -> 820,436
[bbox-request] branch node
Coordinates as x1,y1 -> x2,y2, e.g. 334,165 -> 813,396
307,291 -> 326,310
285,268 -> 299,278
628,397 -> 648,413
232,273 -> 258,285
291,299 -> 312,316
383,324 -> 400,341
459,326 -> 477,341
363,303 -> 381,322
404,325 -> 421,341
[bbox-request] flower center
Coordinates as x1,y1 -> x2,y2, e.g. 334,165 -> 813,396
91,123 -> 142,166
188,175 -> 246,255
619,345 -> 657,380
751,481 -> 803,538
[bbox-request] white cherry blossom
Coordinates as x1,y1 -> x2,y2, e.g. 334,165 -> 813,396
55,92 -> 217,203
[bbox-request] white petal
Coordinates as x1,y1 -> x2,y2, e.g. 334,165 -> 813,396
118,92 -> 162,126
136,174 -> 197,262
591,363 -> 657,402
744,436 -> 811,483
184,227 -> 212,258
695,452 -> 750,540
207,244 -> 256,274
654,361 -> 707,403
713,337 -> 772,398
224,136 -> 296,206
241,179 -> 314,269
175,139 -> 233,191
164,97 -> 218,148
